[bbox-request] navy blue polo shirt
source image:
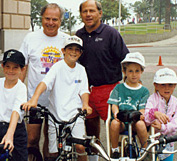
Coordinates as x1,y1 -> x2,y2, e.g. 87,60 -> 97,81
76,23 -> 129,86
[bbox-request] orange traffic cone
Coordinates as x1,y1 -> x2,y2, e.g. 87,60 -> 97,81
157,56 -> 163,66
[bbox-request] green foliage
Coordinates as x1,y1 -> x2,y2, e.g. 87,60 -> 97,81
31,0 -> 48,31
131,0 -> 151,21
31,0 -> 77,33
131,0 -> 177,25
98,0 -> 130,23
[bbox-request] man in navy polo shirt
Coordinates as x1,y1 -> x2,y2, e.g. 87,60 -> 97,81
76,1 -> 129,160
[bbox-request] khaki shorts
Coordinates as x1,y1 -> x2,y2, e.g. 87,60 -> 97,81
48,117 -> 86,153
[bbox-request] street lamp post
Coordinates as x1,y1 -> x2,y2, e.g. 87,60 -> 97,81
69,9 -> 71,36
118,0 -> 122,33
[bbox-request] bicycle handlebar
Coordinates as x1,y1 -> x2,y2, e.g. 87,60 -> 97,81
159,135 -> 177,145
0,144 -> 9,155
136,134 -> 177,161
21,104 -> 110,160
66,135 -> 110,160
21,104 -> 87,125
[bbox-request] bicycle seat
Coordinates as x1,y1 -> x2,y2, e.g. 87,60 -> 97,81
117,110 -> 142,123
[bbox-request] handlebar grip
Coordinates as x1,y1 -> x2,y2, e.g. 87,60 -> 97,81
82,109 -> 87,115
20,105 -> 41,112
29,107 -> 41,112
20,105 -> 23,110
0,144 -> 9,152
0,144 -> 4,149
159,135 -> 177,144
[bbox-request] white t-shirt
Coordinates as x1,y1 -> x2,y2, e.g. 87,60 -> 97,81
42,60 -> 89,122
0,78 -> 27,123
20,29 -> 69,106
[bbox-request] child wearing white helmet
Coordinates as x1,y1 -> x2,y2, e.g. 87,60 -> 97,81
107,52 -> 150,158
145,68 -> 177,161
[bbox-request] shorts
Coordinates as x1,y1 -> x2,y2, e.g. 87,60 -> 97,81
87,82 -> 119,121
0,121 -> 28,161
48,117 -> 85,153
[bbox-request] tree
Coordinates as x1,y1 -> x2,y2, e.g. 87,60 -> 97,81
165,0 -> 171,28
60,10 -> 77,34
144,0 -> 177,28
98,0 -> 130,23
31,0 -> 48,31
131,0 -> 151,22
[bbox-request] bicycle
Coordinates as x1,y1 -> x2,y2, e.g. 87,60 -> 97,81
107,133 -> 177,161
22,104 -> 110,161
0,144 -> 13,161
106,105 -> 145,158
106,108 -> 177,161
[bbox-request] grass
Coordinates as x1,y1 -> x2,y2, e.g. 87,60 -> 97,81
115,21 -> 177,35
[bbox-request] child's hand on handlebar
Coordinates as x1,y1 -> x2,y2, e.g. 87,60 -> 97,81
139,109 -> 145,121
151,120 -> 161,130
0,133 -> 14,153
114,111 -> 119,121
154,111 -> 169,124
140,114 -> 145,121
21,98 -> 38,111
112,104 -> 119,121
82,105 -> 92,115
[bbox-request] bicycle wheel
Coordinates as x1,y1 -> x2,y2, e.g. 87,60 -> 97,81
71,144 -> 77,161
28,147 -> 43,161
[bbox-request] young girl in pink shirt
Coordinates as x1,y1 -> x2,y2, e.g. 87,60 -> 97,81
145,68 -> 177,161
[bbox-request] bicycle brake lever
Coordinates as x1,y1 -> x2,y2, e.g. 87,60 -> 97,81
149,132 -> 161,139
83,135 -> 96,140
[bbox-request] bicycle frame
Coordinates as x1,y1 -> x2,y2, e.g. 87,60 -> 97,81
55,121 -> 79,160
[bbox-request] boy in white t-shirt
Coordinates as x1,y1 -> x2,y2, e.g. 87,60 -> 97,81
22,35 -> 92,161
0,49 -> 27,161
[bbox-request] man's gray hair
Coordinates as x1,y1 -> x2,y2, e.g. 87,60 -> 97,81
79,0 -> 102,13
41,3 -> 65,21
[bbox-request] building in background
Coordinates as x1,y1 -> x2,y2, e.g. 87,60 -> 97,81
0,0 -> 31,54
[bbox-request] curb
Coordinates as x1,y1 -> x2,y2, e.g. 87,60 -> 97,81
127,45 -> 153,48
